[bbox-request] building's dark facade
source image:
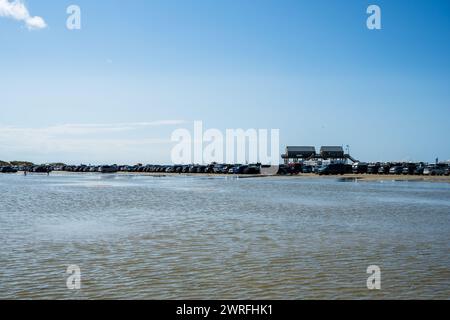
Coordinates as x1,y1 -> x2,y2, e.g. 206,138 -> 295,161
320,146 -> 345,159
282,146 -> 316,163
283,145 -> 356,164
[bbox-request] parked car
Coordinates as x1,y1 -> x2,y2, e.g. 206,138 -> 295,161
352,162 -> 368,174
277,164 -> 302,175
345,164 -> 353,174
243,164 -> 261,174
158,166 -> 169,173
402,163 -> 417,175
302,165 -> 313,174
367,163 -> 381,174
287,163 -> 302,175
0,166 -> 18,173
99,165 -> 118,173
224,165 -> 237,174
378,165 -> 390,175
174,166 -> 183,173
188,165 -> 198,173
317,163 -> 346,175
389,166 -> 403,175
197,166 -> 207,173
232,165 -> 249,174
31,166 -> 52,173
204,164 -> 215,173
213,164 -> 227,174
414,166 -> 425,175
221,164 -> 234,174
423,165 -> 445,176
445,167 -> 450,176
181,165 -> 190,173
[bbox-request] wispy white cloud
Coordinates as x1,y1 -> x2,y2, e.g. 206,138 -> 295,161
0,120 -> 187,136
0,0 -> 47,30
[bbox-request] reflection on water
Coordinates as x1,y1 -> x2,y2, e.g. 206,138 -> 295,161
0,173 -> 449,299
337,177 -> 360,183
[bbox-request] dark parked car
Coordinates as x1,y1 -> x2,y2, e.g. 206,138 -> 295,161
198,165 -> 208,173
317,163 -> 346,175
346,164 -> 353,174
367,163 -> 381,174
445,167 -> 450,176
158,166 -> 166,172
231,165 -> 248,174
414,166 -> 425,175
181,165 -> 190,173
243,164 -> 261,174
277,164 -> 302,175
287,163 -> 302,175
302,165 -> 313,174
228,165 -> 237,174
0,166 -> 18,173
99,165 -> 118,173
204,165 -> 215,173
352,162 -> 368,174
174,166 -> 183,173
221,165 -> 235,174
213,164 -> 227,174
226,165 -> 238,174
31,166 -> 52,173
402,163 -> 416,175
378,165 -> 390,174
187,165 -> 198,173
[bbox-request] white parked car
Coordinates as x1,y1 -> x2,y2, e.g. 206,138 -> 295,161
423,165 -> 445,176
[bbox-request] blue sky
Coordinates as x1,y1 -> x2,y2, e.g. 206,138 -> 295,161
0,0 -> 449,164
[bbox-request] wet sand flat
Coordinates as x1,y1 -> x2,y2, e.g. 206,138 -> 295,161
46,171 -> 450,183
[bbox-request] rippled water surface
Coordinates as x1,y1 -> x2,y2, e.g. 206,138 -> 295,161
0,173 -> 449,299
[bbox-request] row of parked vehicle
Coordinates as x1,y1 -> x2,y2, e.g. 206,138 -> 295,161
56,163 -> 263,175
2,162 -> 449,176
277,162 -> 450,176
61,165 -> 119,173
352,162 -> 449,176
0,166 -> 18,173
0,165 -> 51,173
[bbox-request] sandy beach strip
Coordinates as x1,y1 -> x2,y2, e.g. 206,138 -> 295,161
42,171 -> 450,183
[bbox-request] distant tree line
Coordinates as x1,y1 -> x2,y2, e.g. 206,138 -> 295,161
0,161 -> 35,167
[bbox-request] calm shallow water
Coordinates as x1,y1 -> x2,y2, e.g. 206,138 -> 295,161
0,173 -> 449,299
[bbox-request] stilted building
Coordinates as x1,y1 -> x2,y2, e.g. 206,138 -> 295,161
283,145 -> 358,165
282,146 -> 316,164
320,146 -> 345,160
